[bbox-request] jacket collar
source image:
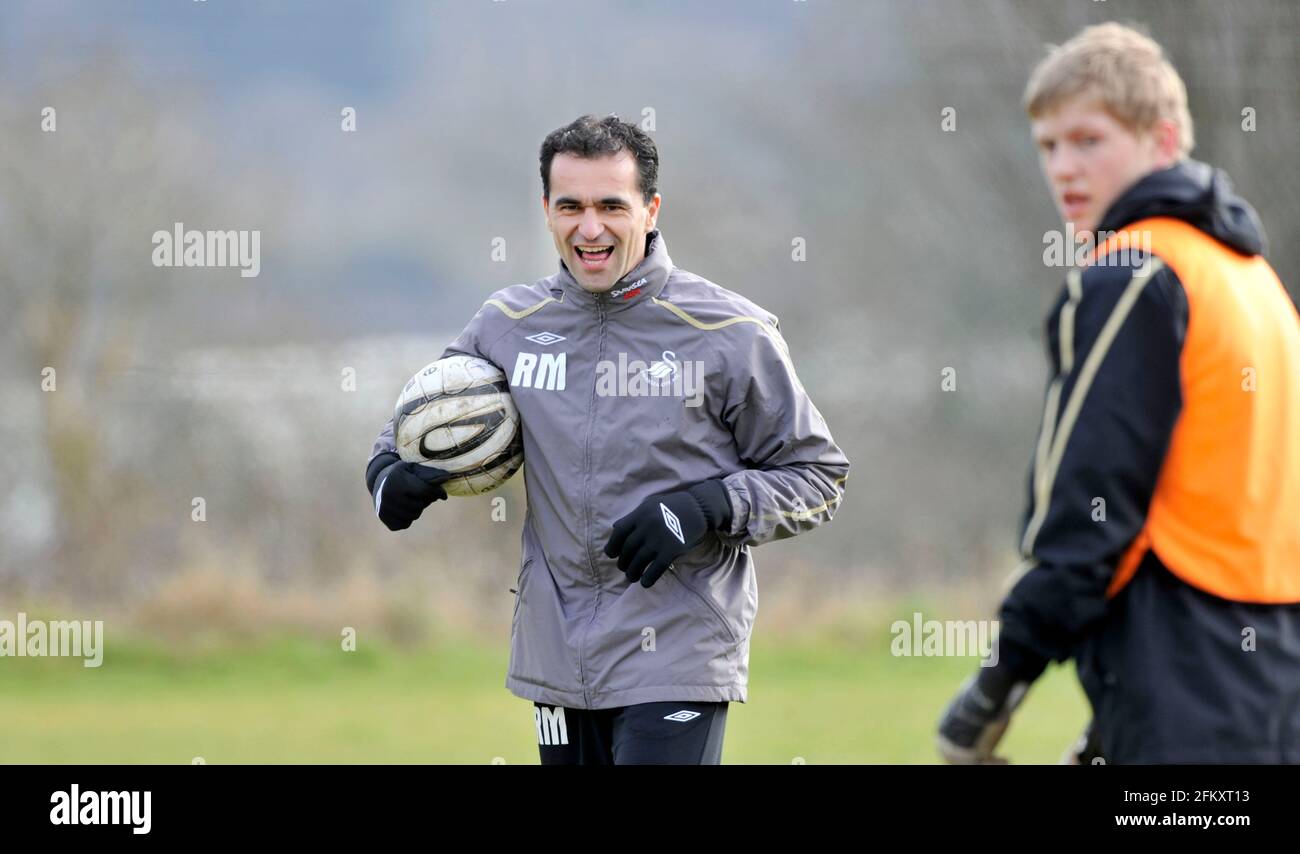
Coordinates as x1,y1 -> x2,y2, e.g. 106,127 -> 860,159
555,229 -> 672,313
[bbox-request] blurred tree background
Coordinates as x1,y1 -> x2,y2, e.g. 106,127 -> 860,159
1,0 -> 1297,644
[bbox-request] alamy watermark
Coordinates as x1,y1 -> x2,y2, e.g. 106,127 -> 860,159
595,351 -> 705,408
1043,224 -> 1151,268
0,612 -> 104,667
152,222 -> 261,277
50,785 -> 150,835
890,611 -> 999,667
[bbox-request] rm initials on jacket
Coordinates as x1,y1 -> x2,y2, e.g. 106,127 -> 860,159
512,351 -> 567,391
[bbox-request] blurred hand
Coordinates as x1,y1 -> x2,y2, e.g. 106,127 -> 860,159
936,665 -> 1030,764
1059,720 -> 1106,765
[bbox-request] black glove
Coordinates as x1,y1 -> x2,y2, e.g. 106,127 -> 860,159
603,480 -> 733,588
365,452 -> 451,531
936,661 -> 1031,764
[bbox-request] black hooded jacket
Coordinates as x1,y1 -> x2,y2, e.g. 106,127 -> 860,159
995,160 -> 1300,763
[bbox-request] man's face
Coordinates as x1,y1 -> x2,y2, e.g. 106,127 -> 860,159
1031,96 -> 1177,238
543,151 -> 661,293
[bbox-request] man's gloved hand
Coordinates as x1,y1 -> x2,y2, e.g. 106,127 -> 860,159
366,452 -> 452,531
603,479 -> 733,588
936,663 -> 1031,764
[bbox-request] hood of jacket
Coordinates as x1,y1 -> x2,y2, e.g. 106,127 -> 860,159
1096,158 -> 1267,256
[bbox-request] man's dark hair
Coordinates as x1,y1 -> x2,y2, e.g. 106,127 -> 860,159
539,114 -> 659,204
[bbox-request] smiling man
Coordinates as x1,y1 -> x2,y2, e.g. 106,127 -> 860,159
546,139 -> 656,289
938,23 -> 1300,765
364,114 -> 850,765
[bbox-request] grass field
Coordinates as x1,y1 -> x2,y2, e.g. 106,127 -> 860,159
0,627 -> 1089,764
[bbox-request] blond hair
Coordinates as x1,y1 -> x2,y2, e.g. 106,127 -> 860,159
1024,22 -> 1194,156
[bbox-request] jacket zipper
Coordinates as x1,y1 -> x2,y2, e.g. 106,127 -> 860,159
577,296 -> 607,707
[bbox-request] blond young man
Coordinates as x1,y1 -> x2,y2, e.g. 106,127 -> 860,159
938,23 -> 1300,764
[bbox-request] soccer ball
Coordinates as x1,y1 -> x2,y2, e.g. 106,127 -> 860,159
392,355 -> 524,496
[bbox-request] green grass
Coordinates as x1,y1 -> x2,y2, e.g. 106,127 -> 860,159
0,629 -> 1088,764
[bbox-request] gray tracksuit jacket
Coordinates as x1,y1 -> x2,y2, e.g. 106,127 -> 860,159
368,230 -> 850,709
